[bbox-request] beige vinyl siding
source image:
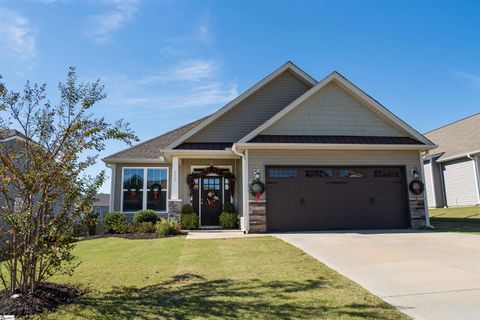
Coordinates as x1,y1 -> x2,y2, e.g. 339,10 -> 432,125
113,163 -> 172,217
424,160 -> 435,208
248,149 -> 421,201
187,70 -> 312,143
261,82 -> 407,137
442,157 -> 479,207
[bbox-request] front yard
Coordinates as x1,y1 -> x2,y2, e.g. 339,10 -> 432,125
32,236 -> 409,319
430,206 -> 480,233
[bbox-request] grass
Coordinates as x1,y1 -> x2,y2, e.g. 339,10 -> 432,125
28,236 -> 410,319
430,206 -> 480,233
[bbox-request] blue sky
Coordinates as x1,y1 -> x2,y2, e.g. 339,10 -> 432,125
1,0 -> 479,193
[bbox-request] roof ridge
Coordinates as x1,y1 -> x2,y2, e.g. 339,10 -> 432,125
102,115 -> 209,160
424,113 -> 480,135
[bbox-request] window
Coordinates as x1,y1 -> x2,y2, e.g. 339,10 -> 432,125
122,167 -> 168,212
339,169 -> 365,178
305,168 -> 333,178
269,168 -> 298,178
374,169 -> 400,178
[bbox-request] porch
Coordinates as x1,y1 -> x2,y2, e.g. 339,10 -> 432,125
166,154 -> 245,229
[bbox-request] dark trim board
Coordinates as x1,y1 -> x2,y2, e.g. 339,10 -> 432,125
265,165 -> 412,232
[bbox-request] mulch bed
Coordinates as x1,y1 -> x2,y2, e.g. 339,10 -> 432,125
80,232 -> 186,241
0,282 -> 83,317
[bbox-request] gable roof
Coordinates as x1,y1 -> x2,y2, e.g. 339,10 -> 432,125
425,113 -> 480,162
238,71 -> 434,146
0,129 -> 26,141
103,116 -> 207,162
164,61 -> 318,149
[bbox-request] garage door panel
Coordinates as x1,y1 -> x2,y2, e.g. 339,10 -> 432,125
266,166 -> 410,231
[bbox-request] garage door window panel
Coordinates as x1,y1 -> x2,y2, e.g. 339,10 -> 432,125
269,168 -> 298,178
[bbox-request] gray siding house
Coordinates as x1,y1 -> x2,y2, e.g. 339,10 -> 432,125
103,61 -> 435,232
423,114 -> 480,208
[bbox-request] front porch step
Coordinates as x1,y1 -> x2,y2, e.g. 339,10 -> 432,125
199,225 -> 223,230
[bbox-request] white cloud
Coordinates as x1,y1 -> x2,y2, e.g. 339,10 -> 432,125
86,0 -> 141,44
138,60 -> 217,84
97,59 -> 238,115
454,71 -> 480,89
0,8 -> 36,60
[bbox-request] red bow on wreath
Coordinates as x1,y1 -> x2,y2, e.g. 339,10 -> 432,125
151,183 -> 162,200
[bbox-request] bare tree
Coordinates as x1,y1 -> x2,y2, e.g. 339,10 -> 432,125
0,67 -> 137,295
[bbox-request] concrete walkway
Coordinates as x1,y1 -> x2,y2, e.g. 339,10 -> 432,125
276,231 -> 480,320
186,230 -> 269,240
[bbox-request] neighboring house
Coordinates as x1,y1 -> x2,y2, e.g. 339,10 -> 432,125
103,61 -> 435,232
423,114 -> 480,208
93,193 -> 110,221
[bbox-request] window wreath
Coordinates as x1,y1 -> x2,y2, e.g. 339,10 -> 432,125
249,179 -> 265,202
126,184 -> 140,199
186,165 -> 236,196
150,183 -> 162,200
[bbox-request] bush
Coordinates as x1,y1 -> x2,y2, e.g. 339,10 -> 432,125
105,211 -> 128,234
181,204 -> 195,215
219,212 -> 238,229
72,211 -> 98,237
155,219 -> 181,237
223,202 -> 235,213
180,214 -> 199,230
135,222 -> 156,233
133,210 -> 158,224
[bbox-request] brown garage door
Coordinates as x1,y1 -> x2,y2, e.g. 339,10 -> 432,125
266,166 -> 410,231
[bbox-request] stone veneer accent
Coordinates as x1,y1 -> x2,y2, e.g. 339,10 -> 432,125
168,199 -> 182,221
409,198 -> 427,229
249,200 -> 267,233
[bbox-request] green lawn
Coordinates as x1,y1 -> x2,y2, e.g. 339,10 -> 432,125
430,206 -> 480,233
30,236 -> 410,319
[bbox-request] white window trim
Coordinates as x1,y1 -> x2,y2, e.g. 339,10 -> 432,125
120,167 -> 169,213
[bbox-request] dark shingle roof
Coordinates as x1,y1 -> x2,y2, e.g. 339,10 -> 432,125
425,113 -> 480,161
103,116 -> 208,161
249,135 -> 423,145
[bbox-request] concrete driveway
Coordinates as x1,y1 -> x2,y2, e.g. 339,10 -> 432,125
276,231 -> 480,320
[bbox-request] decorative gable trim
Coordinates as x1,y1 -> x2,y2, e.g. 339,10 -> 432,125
163,61 -> 317,150
238,72 -> 434,146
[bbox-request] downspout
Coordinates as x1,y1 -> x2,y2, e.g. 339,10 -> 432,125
467,153 -> 480,205
232,144 -> 249,233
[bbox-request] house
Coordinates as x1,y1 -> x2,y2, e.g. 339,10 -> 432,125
103,61 -> 435,232
423,114 -> 480,208
93,193 -> 110,221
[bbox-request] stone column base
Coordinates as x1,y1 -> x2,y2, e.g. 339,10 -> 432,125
168,199 -> 182,221
249,200 -> 266,233
409,198 -> 426,229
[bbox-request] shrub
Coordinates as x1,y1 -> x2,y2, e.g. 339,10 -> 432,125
223,202 -> 235,213
180,214 -> 199,230
72,211 -> 98,237
155,219 -> 181,237
133,210 -> 158,224
105,211 -> 128,234
135,222 -> 156,233
219,212 -> 238,229
181,204 -> 195,215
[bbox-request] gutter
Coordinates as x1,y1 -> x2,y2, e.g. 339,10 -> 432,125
235,143 -> 437,151
232,143 -> 249,233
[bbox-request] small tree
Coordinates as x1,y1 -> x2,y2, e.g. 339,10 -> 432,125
0,68 -> 137,295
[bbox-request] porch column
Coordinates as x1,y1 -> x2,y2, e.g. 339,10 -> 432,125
171,156 -> 180,200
